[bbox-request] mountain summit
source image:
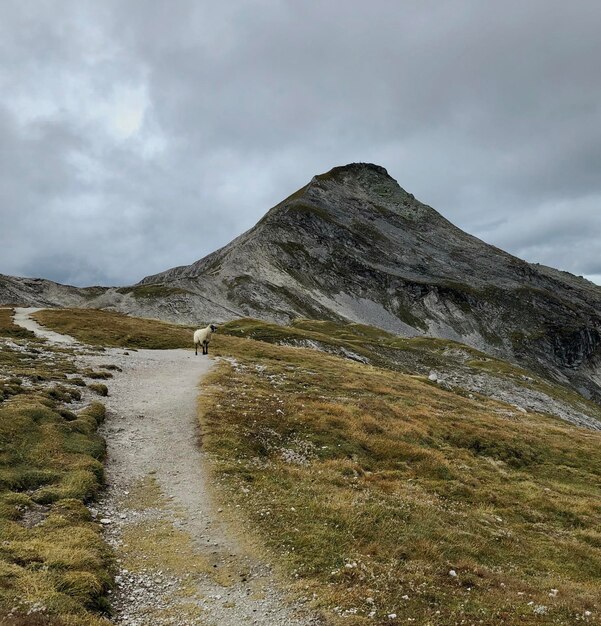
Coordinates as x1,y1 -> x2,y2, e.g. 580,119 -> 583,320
2,163 -> 601,399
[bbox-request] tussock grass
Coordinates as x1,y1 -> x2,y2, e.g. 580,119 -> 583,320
34,309 -> 191,349
87,384 -> 108,397
83,370 -> 112,380
0,336 -> 112,624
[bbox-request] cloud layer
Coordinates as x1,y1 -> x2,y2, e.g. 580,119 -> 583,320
1,0 -> 600,286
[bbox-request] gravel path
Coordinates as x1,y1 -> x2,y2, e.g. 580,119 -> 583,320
13,309 -> 319,626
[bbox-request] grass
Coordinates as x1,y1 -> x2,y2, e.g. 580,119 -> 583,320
0,326 -> 113,624
33,309 -> 192,349
29,308 -> 601,624
200,338 -> 601,625
219,318 -> 601,423
88,384 -> 108,397
0,309 -> 36,340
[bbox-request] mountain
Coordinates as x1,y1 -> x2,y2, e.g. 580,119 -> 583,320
2,162 -> 601,400
138,163 -> 601,400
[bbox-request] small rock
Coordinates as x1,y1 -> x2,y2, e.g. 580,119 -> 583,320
448,569 -> 457,577
100,518 -> 112,525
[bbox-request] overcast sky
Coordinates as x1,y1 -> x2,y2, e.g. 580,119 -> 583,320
1,1 -> 600,287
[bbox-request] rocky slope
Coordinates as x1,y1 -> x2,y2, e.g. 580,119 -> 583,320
3,163 -> 601,400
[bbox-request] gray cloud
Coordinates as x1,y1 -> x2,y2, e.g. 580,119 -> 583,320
1,0 -> 600,285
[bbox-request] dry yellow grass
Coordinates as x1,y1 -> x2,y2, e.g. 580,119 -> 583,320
201,336 -> 601,625
34,308 -> 192,349
0,308 -> 37,340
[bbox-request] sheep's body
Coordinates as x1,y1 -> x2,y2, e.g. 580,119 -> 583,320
194,324 -> 217,355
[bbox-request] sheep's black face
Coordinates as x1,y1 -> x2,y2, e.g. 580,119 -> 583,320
210,324 -> 217,332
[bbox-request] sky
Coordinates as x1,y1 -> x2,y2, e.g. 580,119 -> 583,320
1,0 -> 600,287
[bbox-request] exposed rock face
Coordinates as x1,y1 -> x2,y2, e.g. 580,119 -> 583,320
2,162 -> 601,399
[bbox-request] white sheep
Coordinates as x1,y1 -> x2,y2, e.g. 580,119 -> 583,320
194,324 -> 217,355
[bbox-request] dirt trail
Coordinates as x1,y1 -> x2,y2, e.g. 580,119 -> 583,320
13,309 -> 318,626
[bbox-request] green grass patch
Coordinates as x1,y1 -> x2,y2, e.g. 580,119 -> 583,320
0,333 -> 112,623
115,284 -> 190,299
33,309 -> 192,350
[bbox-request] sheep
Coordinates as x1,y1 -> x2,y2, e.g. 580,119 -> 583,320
194,324 -> 217,355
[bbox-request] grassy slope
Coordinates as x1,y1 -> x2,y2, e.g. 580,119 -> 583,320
34,308 -> 192,349
202,339 -> 601,625
0,310 -> 112,625
34,309 -> 601,625
221,318 -> 601,424
0,309 -> 36,340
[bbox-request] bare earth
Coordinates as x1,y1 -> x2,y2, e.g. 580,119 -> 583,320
13,308 -> 318,626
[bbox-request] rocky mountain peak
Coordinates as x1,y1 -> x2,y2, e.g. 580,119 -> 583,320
260,162 -> 434,232
313,162 -> 393,182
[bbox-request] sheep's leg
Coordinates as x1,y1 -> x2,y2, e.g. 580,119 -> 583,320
195,342 -> 198,356
205,342 -> 209,355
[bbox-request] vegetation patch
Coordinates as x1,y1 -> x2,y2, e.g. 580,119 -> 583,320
115,285 -> 190,299
0,309 -> 36,340
287,201 -> 339,225
33,309 -> 192,350
88,384 -> 108,397
0,334 -> 112,624
200,334 -> 601,625
29,308 -> 601,624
